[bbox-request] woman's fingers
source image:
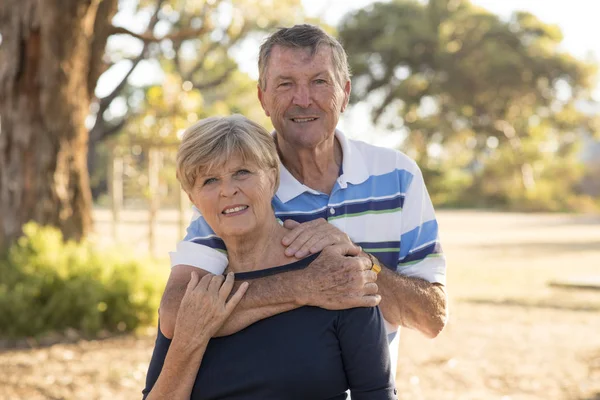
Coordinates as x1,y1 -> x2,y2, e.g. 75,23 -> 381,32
219,272 -> 235,302
197,272 -> 213,291
187,271 -> 199,292
208,274 -> 225,294
225,281 -> 249,314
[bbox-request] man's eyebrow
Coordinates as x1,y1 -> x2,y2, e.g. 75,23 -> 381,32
273,71 -> 332,81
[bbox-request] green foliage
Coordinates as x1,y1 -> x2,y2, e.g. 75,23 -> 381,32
0,223 -> 165,339
99,0 -> 308,144
339,0 -> 599,211
90,0 -> 316,197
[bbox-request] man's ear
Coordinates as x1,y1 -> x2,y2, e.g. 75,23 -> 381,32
341,80 -> 351,113
257,85 -> 271,117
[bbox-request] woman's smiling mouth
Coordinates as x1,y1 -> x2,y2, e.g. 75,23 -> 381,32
222,205 -> 249,215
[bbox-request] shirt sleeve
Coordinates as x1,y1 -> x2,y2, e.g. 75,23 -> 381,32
142,324 -> 172,399
169,206 -> 228,274
337,306 -> 398,400
396,162 -> 446,285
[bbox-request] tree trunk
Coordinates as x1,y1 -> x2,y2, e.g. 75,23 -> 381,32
0,0 -> 101,250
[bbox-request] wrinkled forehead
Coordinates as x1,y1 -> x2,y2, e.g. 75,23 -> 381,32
267,44 -> 335,73
197,149 -> 260,177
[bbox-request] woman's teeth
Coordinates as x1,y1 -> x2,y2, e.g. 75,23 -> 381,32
223,206 -> 248,214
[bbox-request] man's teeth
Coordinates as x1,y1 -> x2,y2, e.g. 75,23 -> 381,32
293,117 -> 316,123
223,206 -> 248,214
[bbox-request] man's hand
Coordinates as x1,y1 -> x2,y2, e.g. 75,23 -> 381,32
282,219 -> 354,258
295,243 -> 381,309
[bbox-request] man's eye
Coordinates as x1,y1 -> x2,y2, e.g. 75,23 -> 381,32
278,82 -> 292,88
314,79 -> 327,84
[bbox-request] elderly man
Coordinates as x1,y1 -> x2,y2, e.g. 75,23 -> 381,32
161,24 -> 447,378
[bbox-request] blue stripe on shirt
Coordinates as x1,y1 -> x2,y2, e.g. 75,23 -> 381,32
399,220 -> 439,258
399,242 -> 442,265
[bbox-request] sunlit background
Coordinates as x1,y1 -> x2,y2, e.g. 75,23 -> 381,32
0,1 -> 599,399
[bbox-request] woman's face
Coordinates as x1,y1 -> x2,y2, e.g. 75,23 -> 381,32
188,152 -> 277,241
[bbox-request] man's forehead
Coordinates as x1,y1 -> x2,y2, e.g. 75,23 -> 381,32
268,44 -> 333,66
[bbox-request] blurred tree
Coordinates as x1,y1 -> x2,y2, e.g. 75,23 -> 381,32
0,0 -> 305,250
339,0 -> 599,210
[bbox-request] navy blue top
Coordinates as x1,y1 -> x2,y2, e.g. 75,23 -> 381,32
143,253 -> 397,400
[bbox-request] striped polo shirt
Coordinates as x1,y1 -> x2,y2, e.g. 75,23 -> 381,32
171,130 -> 445,286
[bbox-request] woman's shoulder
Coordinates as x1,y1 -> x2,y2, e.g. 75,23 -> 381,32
233,252 -> 320,280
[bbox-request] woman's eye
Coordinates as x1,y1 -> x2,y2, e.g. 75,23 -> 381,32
203,177 -> 217,185
235,169 -> 251,177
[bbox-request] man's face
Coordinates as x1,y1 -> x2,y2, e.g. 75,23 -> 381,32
258,45 -> 351,149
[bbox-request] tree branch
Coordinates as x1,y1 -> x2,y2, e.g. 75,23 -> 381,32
90,117 -> 128,143
98,50 -> 147,112
192,66 -> 237,91
109,24 -> 211,43
179,20 -> 251,82
89,0 -> 166,141
88,0 -> 119,98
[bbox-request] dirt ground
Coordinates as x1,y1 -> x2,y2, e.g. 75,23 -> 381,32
1,210 -> 599,400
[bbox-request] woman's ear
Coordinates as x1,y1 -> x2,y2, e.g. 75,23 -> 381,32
268,168 -> 278,196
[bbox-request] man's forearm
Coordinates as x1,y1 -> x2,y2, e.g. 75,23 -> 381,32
215,270 -> 305,336
160,265 -> 306,339
376,263 -> 448,338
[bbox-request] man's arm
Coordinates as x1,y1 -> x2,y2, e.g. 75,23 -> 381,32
371,255 -> 447,338
159,243 -> 379,339
160,265 -> 298,338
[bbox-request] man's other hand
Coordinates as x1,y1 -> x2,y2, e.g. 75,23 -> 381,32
295,243 -> 380,309
282,219 -> 354,258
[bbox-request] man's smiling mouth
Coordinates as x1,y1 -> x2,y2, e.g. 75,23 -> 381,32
291,117 -> 318,123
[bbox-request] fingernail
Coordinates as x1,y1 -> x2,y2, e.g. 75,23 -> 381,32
295,250 -> 307,258
285,248 -> 295,256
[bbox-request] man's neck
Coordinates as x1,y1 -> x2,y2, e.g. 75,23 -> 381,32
276,134 -> 342,195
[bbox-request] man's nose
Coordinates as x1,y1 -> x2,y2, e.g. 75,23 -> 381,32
292,85 -> 312,108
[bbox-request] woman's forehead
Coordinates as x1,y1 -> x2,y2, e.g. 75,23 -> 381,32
200,152 -> 260,175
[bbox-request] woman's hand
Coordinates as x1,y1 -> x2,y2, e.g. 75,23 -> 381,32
173,271 -> 249,349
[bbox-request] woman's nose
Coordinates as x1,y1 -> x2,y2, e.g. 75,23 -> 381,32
219,179 -> 239,197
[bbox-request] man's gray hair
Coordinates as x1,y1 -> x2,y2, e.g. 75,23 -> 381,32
258,24 -> 351,90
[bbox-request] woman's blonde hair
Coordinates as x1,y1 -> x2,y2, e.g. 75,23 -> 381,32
176,114 -> 280,193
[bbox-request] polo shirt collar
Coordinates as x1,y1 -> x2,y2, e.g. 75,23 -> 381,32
276,129 -> 370,203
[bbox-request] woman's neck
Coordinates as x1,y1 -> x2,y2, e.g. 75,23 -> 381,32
222,218 -> 296,273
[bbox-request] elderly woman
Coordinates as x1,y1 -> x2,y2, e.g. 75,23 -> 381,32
143,115 -> 396,399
